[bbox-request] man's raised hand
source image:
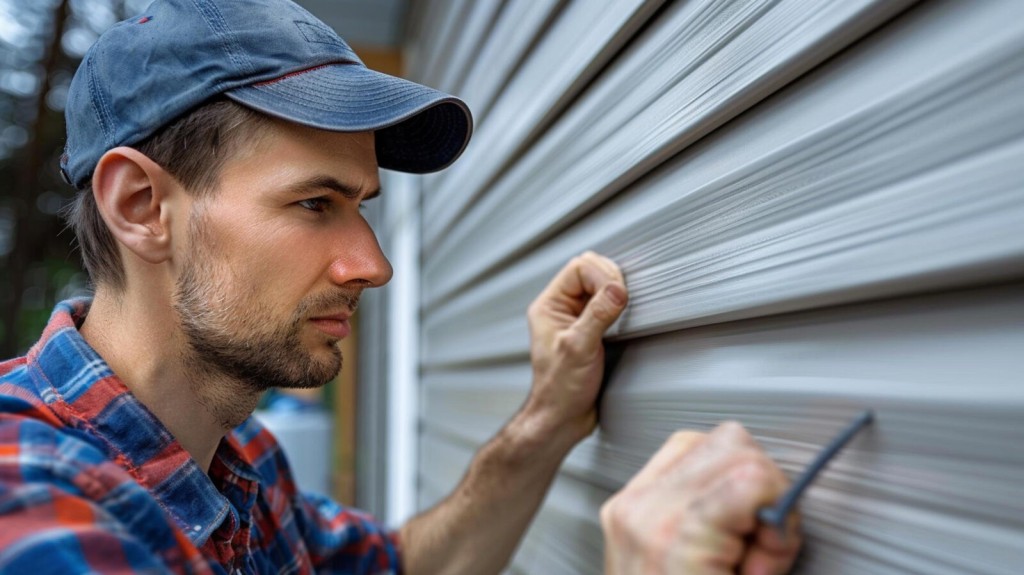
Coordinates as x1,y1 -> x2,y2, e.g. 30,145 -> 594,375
523,251 -> 628,442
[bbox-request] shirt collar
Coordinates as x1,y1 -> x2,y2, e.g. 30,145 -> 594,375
26,298 -> 259,546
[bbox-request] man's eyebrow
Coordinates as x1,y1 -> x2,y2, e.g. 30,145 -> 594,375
286,175 -> 381,200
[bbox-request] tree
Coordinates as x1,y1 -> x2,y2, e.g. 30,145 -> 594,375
0,0 -> 141,356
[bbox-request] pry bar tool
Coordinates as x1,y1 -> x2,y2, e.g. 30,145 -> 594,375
757,409 -> 875,529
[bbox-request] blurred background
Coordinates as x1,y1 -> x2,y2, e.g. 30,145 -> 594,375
0,0 -> 126,358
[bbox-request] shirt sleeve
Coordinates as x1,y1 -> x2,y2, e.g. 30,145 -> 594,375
0,416 -> 206,575
293,490 -> 402,575
0,481 -> 179,574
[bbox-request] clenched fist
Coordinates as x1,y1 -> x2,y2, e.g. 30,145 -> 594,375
601,423 -> 802,575
523,251 -> 628,442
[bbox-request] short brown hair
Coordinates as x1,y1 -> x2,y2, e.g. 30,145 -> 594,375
66,98 -> 270,291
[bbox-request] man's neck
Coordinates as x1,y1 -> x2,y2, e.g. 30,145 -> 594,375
80,288 -> 260,472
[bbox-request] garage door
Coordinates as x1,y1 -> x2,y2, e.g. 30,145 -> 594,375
370,0 -> 1024,572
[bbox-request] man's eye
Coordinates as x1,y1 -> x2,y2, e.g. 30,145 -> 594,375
298,197 -> 330,212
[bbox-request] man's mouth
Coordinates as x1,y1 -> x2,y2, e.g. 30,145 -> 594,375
309,312 -> 352,339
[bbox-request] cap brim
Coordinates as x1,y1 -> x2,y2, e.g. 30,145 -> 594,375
225,63 -> 472,174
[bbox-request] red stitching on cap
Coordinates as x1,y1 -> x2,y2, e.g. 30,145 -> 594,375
253,64 -> 331,87
138,16 -> 151,24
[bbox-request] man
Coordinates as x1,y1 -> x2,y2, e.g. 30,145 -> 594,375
0,0 -> 801,573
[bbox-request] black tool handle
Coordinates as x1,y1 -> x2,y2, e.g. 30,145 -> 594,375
757,409 -> 875,528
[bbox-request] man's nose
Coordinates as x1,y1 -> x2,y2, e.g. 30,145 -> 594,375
328,222 -> 393,288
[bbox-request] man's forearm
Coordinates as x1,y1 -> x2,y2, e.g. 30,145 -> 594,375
399,406 -> 586,575
399,253 -> 627,574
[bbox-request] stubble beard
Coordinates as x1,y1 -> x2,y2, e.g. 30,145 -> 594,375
172,217 -> 359,428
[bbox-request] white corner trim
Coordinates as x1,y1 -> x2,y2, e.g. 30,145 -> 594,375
384,171 -> 421,526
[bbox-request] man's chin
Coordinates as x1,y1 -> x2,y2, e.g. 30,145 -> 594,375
294,346 -> 343,389
272,365 -> 338,390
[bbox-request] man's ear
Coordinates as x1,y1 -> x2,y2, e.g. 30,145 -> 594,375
91,147 -> 178,264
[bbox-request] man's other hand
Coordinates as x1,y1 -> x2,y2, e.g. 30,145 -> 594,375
601,422 -> 802,574
524,251 -> 628,442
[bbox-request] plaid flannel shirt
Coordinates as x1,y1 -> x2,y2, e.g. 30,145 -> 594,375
0,299 -> 400,574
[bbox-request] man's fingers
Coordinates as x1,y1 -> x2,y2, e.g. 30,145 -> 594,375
538,252 -> 625,311
572,281 -> 628,343
602,421 -> 802,575
540,253 -> 600,299
533,253 -> 628,349
740,515 -> 802,575
626,431 -> 707,491
695,453 -> 790,535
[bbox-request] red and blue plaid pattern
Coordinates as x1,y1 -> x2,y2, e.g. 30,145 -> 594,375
0,299 -> 400,574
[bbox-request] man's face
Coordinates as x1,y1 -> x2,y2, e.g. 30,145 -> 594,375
171,121 -> 391,392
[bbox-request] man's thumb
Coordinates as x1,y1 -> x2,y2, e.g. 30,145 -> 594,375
575,283 -> 628,342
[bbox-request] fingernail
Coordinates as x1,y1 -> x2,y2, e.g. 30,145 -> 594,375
605,284 -> 626,306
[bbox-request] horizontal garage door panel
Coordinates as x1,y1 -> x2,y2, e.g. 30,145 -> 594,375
422,0 -> 666,241
421,284 -> 1024,573
405,0 -> 1024,572
423,0 -> 1024,367
422,363 -> 530,444
423,0 -> 923,305
450,0 -> 565,123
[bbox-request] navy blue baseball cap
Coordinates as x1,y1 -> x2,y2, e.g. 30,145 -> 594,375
61,0 -> 473,190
